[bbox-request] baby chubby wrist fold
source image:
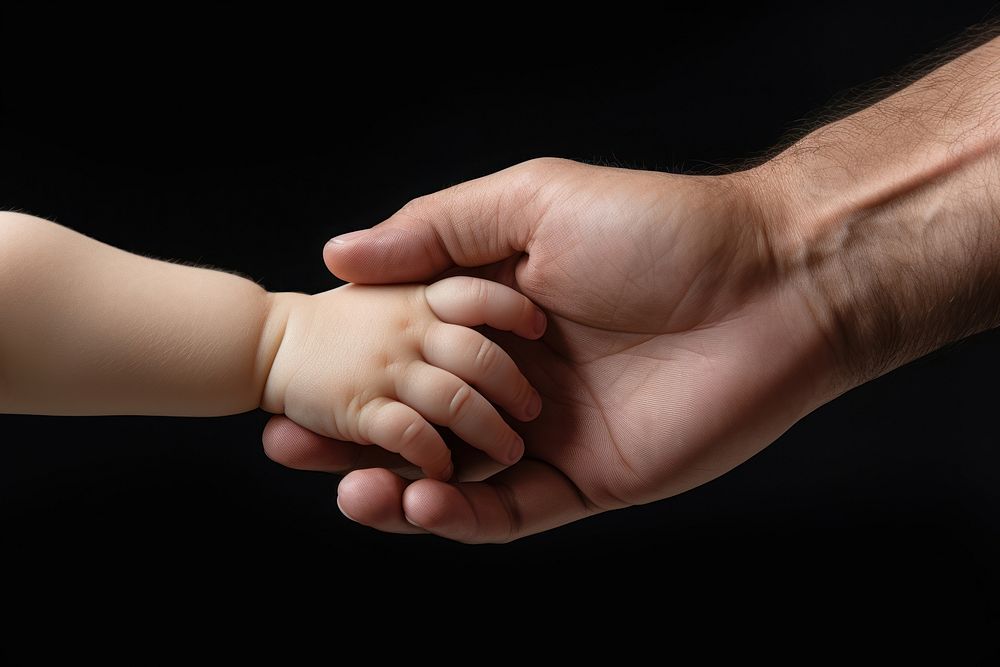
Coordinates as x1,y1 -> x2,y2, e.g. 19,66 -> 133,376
256,291 -> 306,416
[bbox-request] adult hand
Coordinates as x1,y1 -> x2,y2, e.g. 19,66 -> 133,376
264,36 -> 1000,542
263,157 -> 838,540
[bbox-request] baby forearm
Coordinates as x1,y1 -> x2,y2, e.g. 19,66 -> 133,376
0,212 -> 282,416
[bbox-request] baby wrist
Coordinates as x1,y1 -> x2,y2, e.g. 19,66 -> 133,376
255,291 -> 298,414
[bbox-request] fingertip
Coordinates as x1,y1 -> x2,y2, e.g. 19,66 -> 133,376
322,228 -> 387,283
324,225 -> 446,284
337,468 -> 408,527
425,458 -> 454,483
323,234 -> 358,279
511,295 -> 546,340
508,434 -> 525,465
524,391 -> 542,421
327,230 -> 369,246
511,300 -> 546,340
336,495 -> 359,523
530,308 -> 547,339
323,241 -> 345,277
402,479 -> 476,539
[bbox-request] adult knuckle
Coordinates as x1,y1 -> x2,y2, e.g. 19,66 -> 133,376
399,194 -> 431,219
519,156 -> 567,176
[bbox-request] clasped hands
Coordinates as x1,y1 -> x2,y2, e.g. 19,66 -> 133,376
263,158 -> 838,543
1,36 -> 992,544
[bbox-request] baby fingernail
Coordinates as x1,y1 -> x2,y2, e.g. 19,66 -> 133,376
336,496 -> 358,523
508,436 -> 525,464
441,462 -> 454,481
327,230 -> 368,246
533,310 -> 547,337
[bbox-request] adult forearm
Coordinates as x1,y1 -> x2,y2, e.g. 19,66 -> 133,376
0,213 -> 285,415
763,35 -> 1000,393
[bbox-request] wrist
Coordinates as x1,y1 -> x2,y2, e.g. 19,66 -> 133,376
758,128 -> 1000,393
255,291 -> 298,414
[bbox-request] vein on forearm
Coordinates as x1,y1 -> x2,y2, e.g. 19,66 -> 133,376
772,35 -> 1000,388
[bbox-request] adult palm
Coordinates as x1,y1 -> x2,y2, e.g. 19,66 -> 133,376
262,158 -> 835,542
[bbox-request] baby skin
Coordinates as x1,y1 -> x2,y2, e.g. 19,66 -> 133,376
0,213 -> 545,480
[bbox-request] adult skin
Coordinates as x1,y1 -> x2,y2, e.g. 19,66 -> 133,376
263,35 -> 1000,542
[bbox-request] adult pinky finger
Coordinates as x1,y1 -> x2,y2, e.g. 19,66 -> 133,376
401,460 -> 599,544
425,276 -> 546,339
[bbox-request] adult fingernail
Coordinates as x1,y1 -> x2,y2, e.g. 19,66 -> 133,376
533,310 -> 547,338
441,462 -> 454,481
508,435 -> 525,464
336,496 -> 358,523
525,392 -> 542,420
327,230 -> 369,246
405,514 -> 422,528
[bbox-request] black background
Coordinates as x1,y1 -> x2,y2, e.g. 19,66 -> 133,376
2,4 -> 999,657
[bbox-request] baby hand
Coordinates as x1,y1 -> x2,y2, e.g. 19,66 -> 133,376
260,277 -> 545,481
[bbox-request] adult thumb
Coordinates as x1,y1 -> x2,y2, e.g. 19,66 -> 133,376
323,160 -> 549,284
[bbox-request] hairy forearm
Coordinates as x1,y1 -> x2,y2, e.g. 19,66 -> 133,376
0,213 -> 286,415
762,34 -> 1000,392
